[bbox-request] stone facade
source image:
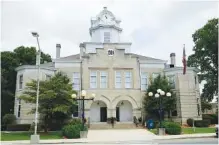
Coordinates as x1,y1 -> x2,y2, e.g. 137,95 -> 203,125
14,7 -> 202,125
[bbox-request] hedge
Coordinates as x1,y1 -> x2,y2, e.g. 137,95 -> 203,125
202,114 -> 218,124
7,124 -> 31,131
194,120 -> 210,127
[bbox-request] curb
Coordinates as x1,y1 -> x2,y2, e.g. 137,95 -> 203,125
155,135 -> 216,140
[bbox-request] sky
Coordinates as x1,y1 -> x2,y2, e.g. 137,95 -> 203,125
1,0 -> 218,100
1,0 -> 218,66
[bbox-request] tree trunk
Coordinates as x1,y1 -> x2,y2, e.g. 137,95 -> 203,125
44,115 -> 48,133
167,111 -> 170,118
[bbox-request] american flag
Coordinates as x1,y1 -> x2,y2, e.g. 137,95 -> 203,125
182,44 -> 186,75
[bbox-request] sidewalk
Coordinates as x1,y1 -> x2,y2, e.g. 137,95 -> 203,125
1,131 -> 215,144
155,133 -> 215,140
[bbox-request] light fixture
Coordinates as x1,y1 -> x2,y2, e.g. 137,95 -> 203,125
71,94 -> 77,99
97,101 -> 99,105
157,89 -> 162,93
91,93 -> 96,99
166,92 -> 171,97
81,90 -> 86,97
121,101 -> 124,105
148,92 -> 153,97
31,32 -> 39,37
160,91 -> 165,96
155,93 -> 160,98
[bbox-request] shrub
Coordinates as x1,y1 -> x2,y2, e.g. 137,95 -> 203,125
61,118 -> 88,138
7,124 -> 31,131
62,124 -> 82,138
203,114 -> 218,124
3,114 -> 16,125
163,121 -> 182,135
107,117 -> 117,124
187,118 -> 194,127
194,120 -> 210,127
1,125 -> 7,131
29,122 -> 42,132
68,118 -> 83,125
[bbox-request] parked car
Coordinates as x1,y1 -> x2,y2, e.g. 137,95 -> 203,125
215,125 -> 218,137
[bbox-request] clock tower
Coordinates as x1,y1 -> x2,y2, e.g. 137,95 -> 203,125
89,7 -> 123,43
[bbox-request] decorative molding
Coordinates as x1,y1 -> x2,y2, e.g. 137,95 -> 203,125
15,65 -> 56,72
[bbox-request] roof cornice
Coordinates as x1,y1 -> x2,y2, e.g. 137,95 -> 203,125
139,60 -> 168,64
164,67 -> 200,73
89,25 -> 122,35
15,65 -> 56,72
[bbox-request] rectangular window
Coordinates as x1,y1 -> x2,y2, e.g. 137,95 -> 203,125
19,75 -> 23,89
46,75 -> 51,80
73,72 -> 80,90
90,71 -> 97,88
18,99 -> 21,118
104,32 -> 110,42
152,73 -> 159,80
141,72 -> 148,90
115,71 -> 122,88
100,71 -> 107,88
125,71 -> 132,88
167,75 -> 175,89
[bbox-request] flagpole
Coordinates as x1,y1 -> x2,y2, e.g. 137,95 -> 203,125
182,44 -> 186,75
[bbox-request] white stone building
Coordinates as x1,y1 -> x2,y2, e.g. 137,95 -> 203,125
14,7 -> 202,125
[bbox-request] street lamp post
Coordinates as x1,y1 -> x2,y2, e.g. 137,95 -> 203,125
148,89 -> 171,135
30,32 -> 41,144
72,90 -> 95,129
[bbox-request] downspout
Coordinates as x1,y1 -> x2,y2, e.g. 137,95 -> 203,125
79,59 -> 83,118
137,57 -> 143,124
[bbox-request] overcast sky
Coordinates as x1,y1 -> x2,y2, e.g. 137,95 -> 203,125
1,0 -> 218,66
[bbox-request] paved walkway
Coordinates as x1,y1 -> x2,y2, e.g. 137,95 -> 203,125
1,129 -> 215,145
87,129 -> 157,142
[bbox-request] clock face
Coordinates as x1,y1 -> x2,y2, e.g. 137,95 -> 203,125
101,14 -> 113,24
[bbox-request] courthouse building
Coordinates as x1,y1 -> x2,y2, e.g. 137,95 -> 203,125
14,7 -> 202,125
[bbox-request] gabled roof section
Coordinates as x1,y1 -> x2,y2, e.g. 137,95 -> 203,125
54,54 -> 80,62
53,53 -> 166,63
15,62 -> 55,72
130,53 -> 166,62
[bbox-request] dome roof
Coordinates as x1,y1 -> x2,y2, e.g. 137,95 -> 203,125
96,7 -> 116,20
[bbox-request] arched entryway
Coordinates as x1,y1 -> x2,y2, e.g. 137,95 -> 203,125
116,100 -> 133,122
90,101 -> 107,122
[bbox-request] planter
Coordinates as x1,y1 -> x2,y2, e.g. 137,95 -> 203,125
80,131 -> 88,138
158,128 -> 165,136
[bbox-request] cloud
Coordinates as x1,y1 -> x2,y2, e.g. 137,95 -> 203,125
1,0 -> 218,66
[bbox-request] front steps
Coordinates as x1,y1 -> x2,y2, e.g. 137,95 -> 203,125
89,122 -> 144,130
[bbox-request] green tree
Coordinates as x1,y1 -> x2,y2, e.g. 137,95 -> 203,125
187,18 -> 218,101
143,75 -> 176,119
1,46 -> 52,120
201,100 -> 212,113
19,72 -> 77,133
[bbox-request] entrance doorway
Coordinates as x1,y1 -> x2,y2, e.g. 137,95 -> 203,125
100,107 -> 107,122
116,107 -> 120,121
90,101 -> 107,122
116,100 -> 133,122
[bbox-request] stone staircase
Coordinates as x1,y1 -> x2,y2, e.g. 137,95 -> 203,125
89,122 -> 144,130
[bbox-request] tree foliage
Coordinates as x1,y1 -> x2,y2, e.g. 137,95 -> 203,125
19,72 -> 77,132
143,75 -> 176,119
187,18 -> 218,101
201,100 -> 212,113
1,46 -> 52,120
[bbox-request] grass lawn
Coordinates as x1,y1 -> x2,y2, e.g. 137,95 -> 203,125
182,127 -> 215,134
148,127 -> 215,135
1,131 -> 62,141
